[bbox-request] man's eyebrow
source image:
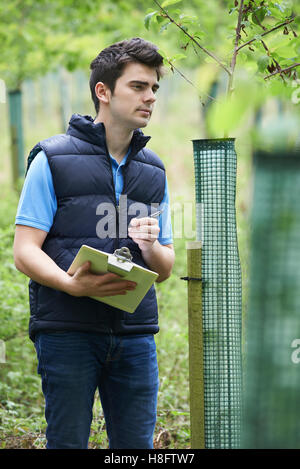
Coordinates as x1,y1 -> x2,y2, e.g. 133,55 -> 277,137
129,80 -> 160,90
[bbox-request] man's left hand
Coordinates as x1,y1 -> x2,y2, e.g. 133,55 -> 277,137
128,217 -> 160,252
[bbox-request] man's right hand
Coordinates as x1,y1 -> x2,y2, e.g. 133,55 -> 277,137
14,225 -> 136,298
66,261 -> 137,297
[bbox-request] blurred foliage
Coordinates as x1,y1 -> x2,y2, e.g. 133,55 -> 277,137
146,0 -> 300,80
145,0 -> 300,136
0,0 -> 297,449
1,0 -> 299,136
0,0 -> 155,89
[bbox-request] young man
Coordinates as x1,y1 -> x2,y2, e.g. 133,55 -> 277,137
13,38 -> 174,449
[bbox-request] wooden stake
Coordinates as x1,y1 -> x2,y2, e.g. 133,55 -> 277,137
186,241 -> 205,449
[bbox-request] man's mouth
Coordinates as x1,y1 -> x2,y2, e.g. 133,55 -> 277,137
137,109 -> 151,116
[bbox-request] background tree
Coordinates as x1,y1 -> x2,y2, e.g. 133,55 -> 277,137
0,0 -> 156,186
145,0 -> 300,137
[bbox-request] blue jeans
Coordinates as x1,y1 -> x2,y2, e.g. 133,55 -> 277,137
34,331 -> 159,449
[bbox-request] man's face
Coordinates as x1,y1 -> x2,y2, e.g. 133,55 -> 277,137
107,62 -> 160,130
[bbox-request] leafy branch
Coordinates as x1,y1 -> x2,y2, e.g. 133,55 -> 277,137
153,0 -> 232,76
264,61 -> 300,79
149,0 -> 299,100
227,0 -> 246,96
146,1 -> 299,137
163,55 -> 218,103
236,17 -> 295,52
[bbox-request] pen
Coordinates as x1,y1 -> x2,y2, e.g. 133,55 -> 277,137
128,207 -> 165,227
149,207 -> 165,218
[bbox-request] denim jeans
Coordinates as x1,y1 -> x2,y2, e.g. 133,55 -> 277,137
34,331 -> 159,449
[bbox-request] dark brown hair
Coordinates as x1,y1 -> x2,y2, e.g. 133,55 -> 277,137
89,37 -> 164,113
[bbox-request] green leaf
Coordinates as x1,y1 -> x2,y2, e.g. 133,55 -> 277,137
161,0 -> 182,8
144,11 -> 158,30
268,6 -> 286,19
229,7 -> 238,15
157,48 -> 168,61
194,30 -> 205,41
171,410 -> 189,416
156,15 -> 166,24
274,45 -> 296,58
257,55 -> 270,72
179,14 -> 197,23
274,0 -> 293,16
170,53 -> 187,61
252,7 -> 267,25
268,34 -> 293,49
160,21 -> 172,33
273,2 -> 285,13
207,77 -> 263,136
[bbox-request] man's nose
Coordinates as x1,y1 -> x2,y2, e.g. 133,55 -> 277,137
143,88 -> 156,103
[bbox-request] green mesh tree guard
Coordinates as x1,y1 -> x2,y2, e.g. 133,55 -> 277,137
243,149 -> 300,449
192,138 -> 243,448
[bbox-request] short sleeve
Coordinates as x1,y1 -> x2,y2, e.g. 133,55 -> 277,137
158,176 -> 173,246
15,150 -> 57,232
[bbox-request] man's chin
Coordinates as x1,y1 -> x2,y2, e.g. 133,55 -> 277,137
138,121 -> 148,128
136,117 -> 151,128
127,115 -> 151,131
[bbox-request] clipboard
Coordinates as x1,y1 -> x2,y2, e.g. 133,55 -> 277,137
67,245 -> 158,313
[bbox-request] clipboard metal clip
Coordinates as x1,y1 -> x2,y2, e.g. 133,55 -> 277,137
113,247 -> 133,263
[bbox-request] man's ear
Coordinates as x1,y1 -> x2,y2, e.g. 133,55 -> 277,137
95,82 -> 111,105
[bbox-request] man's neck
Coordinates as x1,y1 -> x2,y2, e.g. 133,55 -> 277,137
94,114 -> 133,164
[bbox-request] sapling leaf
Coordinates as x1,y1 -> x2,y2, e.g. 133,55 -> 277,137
144,11 -> 158,30
161,0 -> 183,8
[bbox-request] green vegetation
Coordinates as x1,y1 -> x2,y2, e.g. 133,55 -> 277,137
146,0 -> 300,137
0,0 -> 298,449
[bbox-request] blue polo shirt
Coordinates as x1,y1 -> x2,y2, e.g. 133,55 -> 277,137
15,150 -> 173,245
